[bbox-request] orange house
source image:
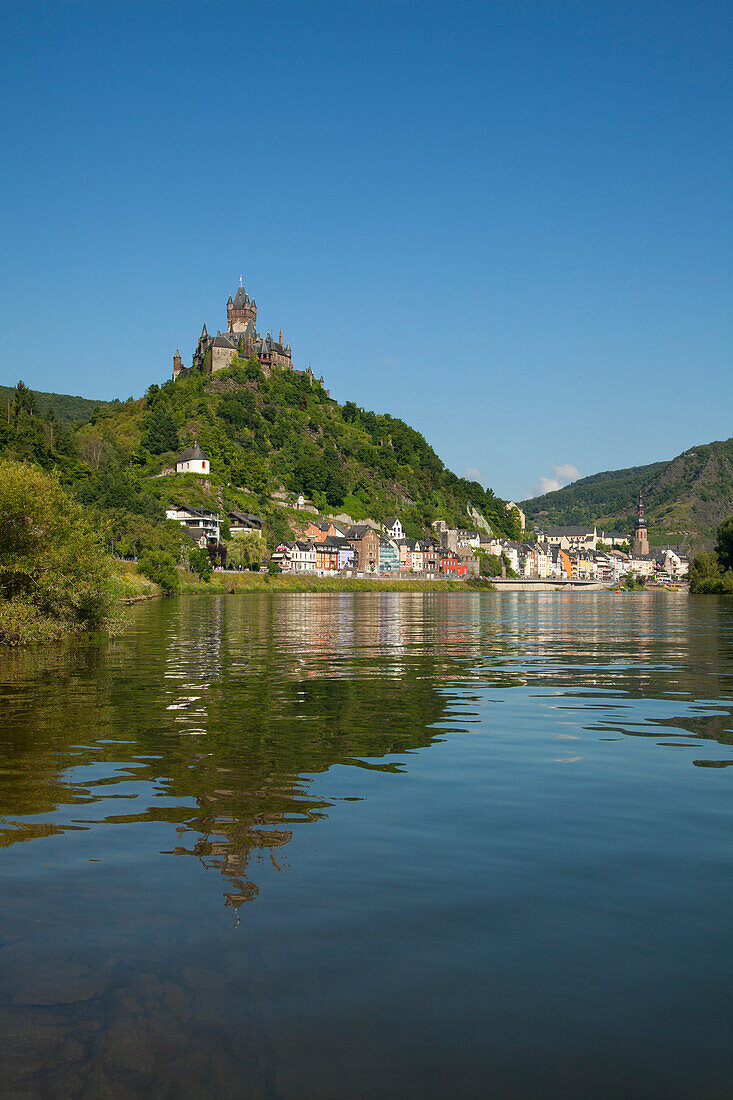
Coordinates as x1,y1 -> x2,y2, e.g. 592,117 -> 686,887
558,549 -> 572,578
306,519 -> 345,543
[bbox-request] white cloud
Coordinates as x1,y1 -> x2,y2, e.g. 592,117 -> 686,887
552,463 -> 580,482
529,463 -> 580,498
463,467 -> 483,484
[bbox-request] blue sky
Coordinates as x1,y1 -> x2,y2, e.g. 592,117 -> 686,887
1,1 -> 731,501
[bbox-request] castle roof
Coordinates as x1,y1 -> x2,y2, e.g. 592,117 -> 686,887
177,443 -> 208,464
256,333 -> 291,357
231,286 -> 251,308
212,333 -> 237,349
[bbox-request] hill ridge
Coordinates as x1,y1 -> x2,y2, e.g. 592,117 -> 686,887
521,438 -> 733,551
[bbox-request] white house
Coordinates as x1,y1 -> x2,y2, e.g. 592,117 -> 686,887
175,442 -> 210,476
629,554 -> 657,579
456,529 -> 481,549
277,540 -> 318,572
500,540 -> 521,575
383,516 -> 403,540
166,504 -> 220,544
544,526 -> 598,552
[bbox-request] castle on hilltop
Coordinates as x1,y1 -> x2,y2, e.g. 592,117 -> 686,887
172,279 -> 327,392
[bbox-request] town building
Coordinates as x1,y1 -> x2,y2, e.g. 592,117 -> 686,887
439,551 -> 468,577
456,548 -> 479,576
379,538 -> 401,573
166,504 -> 220,545
276,540 -> 318,572
315,541 -> 340,572
456,530 -> 481,549
175,443 -> 210,476
629,554 -> 656,578
632,492 -> 650,557
228,511 -> 263,536
306,519 -> 348,542
321,536 -> 356,570
653,547 -> 689,578
600,531 -> 628,548
544,526 -> 598,552
382,517 -> 404,541
346,525 -> 380,572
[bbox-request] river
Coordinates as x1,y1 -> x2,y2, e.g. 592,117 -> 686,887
1,592 -> 731,1098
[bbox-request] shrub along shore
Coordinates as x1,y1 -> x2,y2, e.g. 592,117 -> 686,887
114,560 -> 489,597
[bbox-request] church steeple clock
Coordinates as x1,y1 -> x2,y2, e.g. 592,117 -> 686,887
632,491 -> 650,556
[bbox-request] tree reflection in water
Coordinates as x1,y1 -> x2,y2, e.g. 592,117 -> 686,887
2,591 -> 733,913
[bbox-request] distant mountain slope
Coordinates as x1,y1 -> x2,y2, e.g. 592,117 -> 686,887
522,441 -> 733,551
0,383 -> 117,425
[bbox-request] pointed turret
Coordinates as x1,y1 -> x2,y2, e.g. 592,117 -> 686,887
228,280 -> 257,332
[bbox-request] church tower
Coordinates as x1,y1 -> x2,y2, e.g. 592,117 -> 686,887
227,279 -> 257,332
632,491 -> 650,556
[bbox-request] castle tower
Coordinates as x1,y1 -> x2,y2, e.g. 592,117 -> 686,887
227,279 -> 257,332
632,491 -> 650,556
173,349 -> 183,379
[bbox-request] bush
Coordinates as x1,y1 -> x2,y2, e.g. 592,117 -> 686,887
0,459 -> 116,643
138,550 -> 180,594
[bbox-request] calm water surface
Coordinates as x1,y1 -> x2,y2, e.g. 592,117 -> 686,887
1,592 -> 732,1098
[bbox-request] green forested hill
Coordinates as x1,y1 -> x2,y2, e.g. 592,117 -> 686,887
0,383 -> 118,425
522,440 -> 733,551
0,360 -> 521,557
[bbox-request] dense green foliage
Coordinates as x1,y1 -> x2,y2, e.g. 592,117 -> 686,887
0,368 -> 519,561
188,547 -> 213,581
689,516 -> 733,593
522,438 -> 733,552
0,460 -> 116,643
0,382 -> 118,426
138,551 -> 180,595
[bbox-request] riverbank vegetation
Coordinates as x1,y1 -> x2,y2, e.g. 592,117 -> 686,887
110,560 -> 484,595
0,460 -> 118,644
689,517 -> 733,593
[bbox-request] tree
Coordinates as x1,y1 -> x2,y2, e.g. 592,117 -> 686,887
227,532 -> 262,570
481,552 -> 502,578
715,517 -> 733,572
12,380 -> 37,427
0,459 -> 115,641
189,547 -> 213,581
143,405 -> 179,455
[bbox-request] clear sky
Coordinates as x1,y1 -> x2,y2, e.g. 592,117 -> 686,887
1,1 -> 731,501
